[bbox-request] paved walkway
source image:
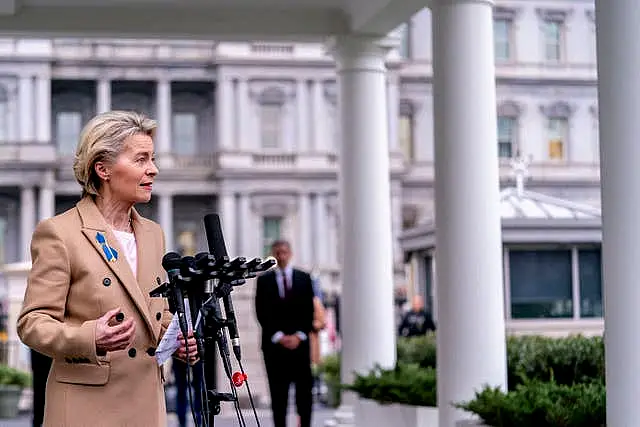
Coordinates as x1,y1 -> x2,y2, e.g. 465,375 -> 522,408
0,406 -> 334,427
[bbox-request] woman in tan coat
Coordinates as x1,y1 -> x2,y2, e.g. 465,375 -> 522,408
17,111 -> 197,427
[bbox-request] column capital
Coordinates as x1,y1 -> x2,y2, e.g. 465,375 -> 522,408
327,34 -> 399,72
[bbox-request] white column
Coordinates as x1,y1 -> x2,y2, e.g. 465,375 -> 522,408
297,79 -> 309,152
20,186 -> 36,261
35,76 -> 51,143
390,186 -> 403,275
19,76 -> 34,142
312,193 -> 327,267
238,193 -> 252,255
596,2 -> 640,424
217,77 -> 234,151
158,194 -> 174,253
156,79 -> 172,161
387,74 -> 400,151
432,1 -> 507,426
219,193 -> 237,257
312,80 -> 326,152
332,35 -> 396,390
38,170 -> 55,221
237,79 -> 250,151
96,78 -> 111,114
297,192 -> 311,267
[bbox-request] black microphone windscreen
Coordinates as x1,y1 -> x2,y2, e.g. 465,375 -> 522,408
204,213 -> 228,258
162,252 -> 182,271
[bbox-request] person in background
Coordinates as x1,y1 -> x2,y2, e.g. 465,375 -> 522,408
398,295 -> 436,337
16,111 -> 197,426
255,240 -> 315,427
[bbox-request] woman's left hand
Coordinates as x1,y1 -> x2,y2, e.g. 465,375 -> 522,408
175,332 -> 199,365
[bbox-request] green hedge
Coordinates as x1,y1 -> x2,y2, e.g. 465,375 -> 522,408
320,334 -> 606,422
456,380 -> 605,427
347,363 -> 437,407
0,364 -> 31,387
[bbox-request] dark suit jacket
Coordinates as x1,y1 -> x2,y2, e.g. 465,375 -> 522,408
255,268 -> 315,351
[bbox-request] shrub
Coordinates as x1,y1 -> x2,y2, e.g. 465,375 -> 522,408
396,334 -> 437,369
506,335 -> 604,389
0,364 -> 31,388
346,363 -> 437,407
456,380 -> 605,427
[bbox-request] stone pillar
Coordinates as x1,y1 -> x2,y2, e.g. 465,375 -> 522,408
35,75 -> 51,143
387,73 -> 400,151
20,186 -> 36,261
156,79 -> 172,167
38,170 -> 55,221
19,76 -> 34,142
312,193 -> 327,268
297,192 -> 311,266
595,1 -> 640,424
312,80 -> 327,152
297,79 -> 310,152
432,0 -> 508,425
158,194 -> 174,253
218,192 -> 237,257
237,78 -> 250,151
217,77 -> 234,151
331,34 -> 397,412
96,78 -> 111,114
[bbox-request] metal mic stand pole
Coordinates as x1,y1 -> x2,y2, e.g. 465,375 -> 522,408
199,285 -> 237,426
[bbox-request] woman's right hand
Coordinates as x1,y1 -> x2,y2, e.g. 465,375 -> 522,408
95,307 -> 136,354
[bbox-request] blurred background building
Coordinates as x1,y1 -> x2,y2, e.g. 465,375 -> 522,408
0,1 -> 602,405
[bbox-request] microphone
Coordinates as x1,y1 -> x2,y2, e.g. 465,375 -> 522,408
161,252 -> 190,342
203,213 -> 243,362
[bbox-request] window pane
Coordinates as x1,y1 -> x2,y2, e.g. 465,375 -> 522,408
399,114 -> 414,161
545,21 -> 561,61
172,112 -> 198,155
509,250 -> 573,319
494,19 -> 510,61
579,249 -> 603,318
263,216 -> 282,256
261,104 -> 282,149
548,118 -> 567,160
56,111 -> 82,155
497,116 -> 514,158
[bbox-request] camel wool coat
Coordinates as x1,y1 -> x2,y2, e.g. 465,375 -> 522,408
17,197 -> 174,427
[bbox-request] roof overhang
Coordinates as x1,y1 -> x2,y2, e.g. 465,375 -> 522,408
400,218 -> 602,257
0,0 -> 427,41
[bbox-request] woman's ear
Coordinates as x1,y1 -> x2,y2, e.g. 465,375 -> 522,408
94,161 -> 111,182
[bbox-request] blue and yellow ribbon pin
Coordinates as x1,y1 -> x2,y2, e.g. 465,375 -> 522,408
96,232 -> 118,262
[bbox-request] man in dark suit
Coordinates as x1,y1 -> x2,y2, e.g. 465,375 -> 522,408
255,240 -> 315,427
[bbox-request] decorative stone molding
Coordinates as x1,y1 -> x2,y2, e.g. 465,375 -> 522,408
497,100 -> 522,117
540,101 -> 574,118
250,193 -> 298,217
248,80 -> 295,103
536,8 -> 572,22
494,6 -> 521,21
399,99 -> 415,116
324,81 -> 337,106
586,9 -> 595,23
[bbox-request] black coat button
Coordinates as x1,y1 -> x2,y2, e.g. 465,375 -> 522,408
156,312 -> 161,321
115,312 -> 125,322
146,347 -> 156,356
128,348 -> 136,358
102,278 -> 111,286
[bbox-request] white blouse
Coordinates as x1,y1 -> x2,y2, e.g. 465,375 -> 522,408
112,229 -> 138,278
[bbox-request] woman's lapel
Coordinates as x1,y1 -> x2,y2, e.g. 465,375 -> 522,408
76,197 -> 156,337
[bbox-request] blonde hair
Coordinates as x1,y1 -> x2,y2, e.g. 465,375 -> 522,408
73,111 -> 157,198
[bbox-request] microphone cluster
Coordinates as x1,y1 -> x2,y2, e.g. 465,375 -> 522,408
149,213 -> 275,425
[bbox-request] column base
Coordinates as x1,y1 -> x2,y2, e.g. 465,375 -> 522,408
324,404 -> 354,427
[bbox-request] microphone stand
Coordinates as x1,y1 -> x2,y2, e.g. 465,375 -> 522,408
151,254 -> 276,427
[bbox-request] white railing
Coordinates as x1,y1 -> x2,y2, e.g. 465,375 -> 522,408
52,39 -> 218,62
252,153 -> 297,167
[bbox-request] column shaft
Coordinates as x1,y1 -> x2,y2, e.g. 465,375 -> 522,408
432,1 -> 507,425
596,1 -> 640,424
